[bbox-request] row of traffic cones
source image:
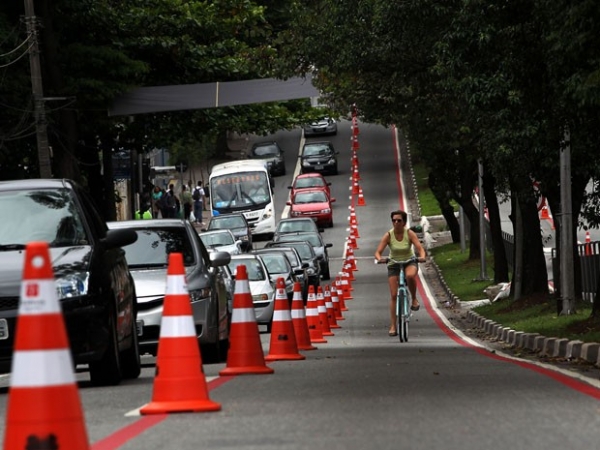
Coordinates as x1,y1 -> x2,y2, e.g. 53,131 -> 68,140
4,106 -> 367,446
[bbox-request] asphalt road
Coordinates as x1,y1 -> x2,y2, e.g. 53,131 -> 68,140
1,122 -> 599,449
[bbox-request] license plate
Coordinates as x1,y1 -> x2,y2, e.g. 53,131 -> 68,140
136,320 -> 144,336
0,319 -> 8,340
315,165 -> 324,170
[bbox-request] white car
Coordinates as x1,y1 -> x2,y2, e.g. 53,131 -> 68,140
199,229 -> 242,255
227,254 -> 275,330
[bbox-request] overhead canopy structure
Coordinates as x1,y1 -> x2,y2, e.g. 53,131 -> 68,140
108,76 -> 320,116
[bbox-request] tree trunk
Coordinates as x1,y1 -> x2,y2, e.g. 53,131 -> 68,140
483,171 -> 509,283
428,172 -> 460,242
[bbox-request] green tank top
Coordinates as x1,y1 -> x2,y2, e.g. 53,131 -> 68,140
388,228 -> 413,263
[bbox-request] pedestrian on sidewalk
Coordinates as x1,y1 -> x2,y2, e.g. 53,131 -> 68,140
180,185 -> 193,221
192,181 -> 205,223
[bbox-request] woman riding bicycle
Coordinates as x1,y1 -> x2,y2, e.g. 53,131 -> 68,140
374,210 -> 426,336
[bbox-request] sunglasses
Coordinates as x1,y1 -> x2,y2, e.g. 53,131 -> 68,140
392,219 -> 403,223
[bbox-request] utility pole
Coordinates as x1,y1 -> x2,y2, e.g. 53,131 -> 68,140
560,125 -> 575,315
24,0 -> 52,178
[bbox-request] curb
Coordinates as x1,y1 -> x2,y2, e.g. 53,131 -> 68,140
463,309 -> 600,367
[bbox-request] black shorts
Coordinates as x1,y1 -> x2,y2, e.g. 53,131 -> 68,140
387,261 -> 418,278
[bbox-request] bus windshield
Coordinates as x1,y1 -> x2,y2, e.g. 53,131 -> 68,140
210,171 -> 271,211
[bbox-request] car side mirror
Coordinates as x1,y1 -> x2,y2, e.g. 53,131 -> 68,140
104,228 -> 137,248
318,227 -> 325,233
327,182 -> 332,186
286,201 -> 291,206
325,243 -> 333,248
330,198 -> 336,203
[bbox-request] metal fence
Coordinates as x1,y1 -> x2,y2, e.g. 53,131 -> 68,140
501,231 -> 599,301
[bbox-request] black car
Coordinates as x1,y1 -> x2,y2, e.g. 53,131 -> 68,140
0,179 -> 140,386
205,213 -> 253,252
300,141 -> 339,175
272,231 -> 333,280
253,247 -> 309,302
265,241 -> 321,288
107,219 -> 231,363
248,141 -> 286,176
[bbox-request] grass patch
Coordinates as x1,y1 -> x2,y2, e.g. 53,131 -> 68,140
429,243 -> 494,301
412,162 -> 440,217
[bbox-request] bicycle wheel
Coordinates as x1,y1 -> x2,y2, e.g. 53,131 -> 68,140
397,289 -> 409,342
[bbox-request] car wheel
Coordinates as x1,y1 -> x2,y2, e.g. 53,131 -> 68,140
120,316 -> 141,379
89,312 -> 123,386
322,265 -> 331,281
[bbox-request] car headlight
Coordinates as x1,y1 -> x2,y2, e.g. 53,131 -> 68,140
302,160 -> 310,167
189,288 -> 211,303
55,272 -> 89,299
240,235 -> 249,241
306,267 -> 316,275
252,293 -> 270,301
327,158 -> 336,164
291,210 -> 301,216
320,208 -> 331,214
262,206 -> 273,220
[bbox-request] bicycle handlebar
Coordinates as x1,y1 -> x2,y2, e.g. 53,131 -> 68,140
374,256 -> 425,265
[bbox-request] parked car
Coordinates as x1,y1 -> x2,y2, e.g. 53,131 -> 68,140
265,241 -> 321,288
0,179 -> 140,386
303,117 -> 338,137
272,231 -> 333,280
275,217 -> 324,235
247,141 -> 286,176
205,213 -> 252,252
107,219 -> 231,362
254,246 -> 309,302
286,189 -> 336,228
252,249 -> 296,301
300,141 -> 339,175
288,172 -> 332,199
199,229 -> 242,255
227,254 -> 275,330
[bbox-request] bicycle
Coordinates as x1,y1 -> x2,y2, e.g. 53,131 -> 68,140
375,256 -> 420,342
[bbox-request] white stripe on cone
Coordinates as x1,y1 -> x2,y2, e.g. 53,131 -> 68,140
159,316 -> 196,337
231,307 -> 257,323
10,350 -> 76,387
19,279 -> 60,315
166,274 -> 188,294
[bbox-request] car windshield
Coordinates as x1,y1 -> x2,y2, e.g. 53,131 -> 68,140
211,171 -> 271,208
295,177 -> 325,189
276,220 -> 316,234
273,242 -> 313,260
0,188 -> 89,249
200,231 -> 234,247
259,254 -> 289,275
303,144 -> 331,157
252,144 -> 279,157
277,234 -> 321,248
294,191 -> 327,204
120,228 -> 196,268
228,258 -> 266,281
209,216 -> 246,230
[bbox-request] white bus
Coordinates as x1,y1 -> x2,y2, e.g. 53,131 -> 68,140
208,160 -> 276,238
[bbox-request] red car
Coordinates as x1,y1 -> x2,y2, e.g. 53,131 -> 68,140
288,173 -> 332,199
287,188 -> 335,228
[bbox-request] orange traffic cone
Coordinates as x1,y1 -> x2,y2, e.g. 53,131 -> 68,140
352,136 -> 360,151
141,253 -> 221,414
331,284 -> 344,321
341,271 -> 354,299
324,286 -> 340,329
352,122 -> 360,137
351,180 -> 360,195
265,279 -> 305,361
336,277 -> 348,312
4,242 -> 90,449
347,246 -> 358,271
220,265 -> 274,375
306,285 -> 327,344
290,282 -> 317,351
316,286 -> 334,336
586,231 -> 592,256
357,186 -> 366,206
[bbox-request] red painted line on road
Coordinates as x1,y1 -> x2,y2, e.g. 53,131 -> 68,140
417,280 -> 600,400
91,375 -> 236,449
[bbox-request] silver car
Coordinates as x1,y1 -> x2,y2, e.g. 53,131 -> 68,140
199,229 -> 242,255
227,254 -> 275,331
107,219 -> 231,362
303,117 -> 338,137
